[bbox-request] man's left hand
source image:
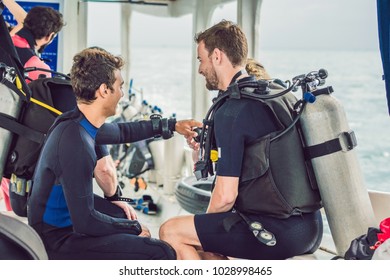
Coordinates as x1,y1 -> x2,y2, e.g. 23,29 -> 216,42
111,201 -> 138,220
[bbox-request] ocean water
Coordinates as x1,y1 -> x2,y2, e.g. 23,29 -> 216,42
127,46 -> 390,193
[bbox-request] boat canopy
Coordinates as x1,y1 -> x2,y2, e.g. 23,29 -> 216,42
377,0 -> 390,115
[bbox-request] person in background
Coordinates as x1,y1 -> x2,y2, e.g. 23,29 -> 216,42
245,57 -> 271,80
11,5 -> 64,81
27,47 -> 202,259
159,20 -> 323,260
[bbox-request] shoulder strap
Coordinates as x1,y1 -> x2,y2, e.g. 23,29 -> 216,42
14,46 -> 35,67
0,113 -> 45,144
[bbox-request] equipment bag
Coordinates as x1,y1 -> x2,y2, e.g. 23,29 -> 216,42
344,227 -> 382,260
344,217 -> 390,259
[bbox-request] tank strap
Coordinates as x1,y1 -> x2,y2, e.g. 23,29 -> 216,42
304,131 -> 357,160
1,79 -> 29,102
0,112 -> 45,144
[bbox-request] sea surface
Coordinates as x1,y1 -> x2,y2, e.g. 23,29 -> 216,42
127,46 -> 390,193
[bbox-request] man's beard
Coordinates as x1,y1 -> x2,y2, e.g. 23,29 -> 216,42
205,68 -> 219,90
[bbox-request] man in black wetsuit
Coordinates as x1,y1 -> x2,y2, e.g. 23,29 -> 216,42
159,20 -> 323,260
28,48 -> 202,260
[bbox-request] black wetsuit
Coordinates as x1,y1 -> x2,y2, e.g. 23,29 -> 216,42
194,77 -> 323,259
28,108 -> 176,260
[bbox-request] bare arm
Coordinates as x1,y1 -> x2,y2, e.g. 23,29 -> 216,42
3,0 -> 27,35
94,155 -> 117,197
206,175 -> 238,213
94,155 -> 139,221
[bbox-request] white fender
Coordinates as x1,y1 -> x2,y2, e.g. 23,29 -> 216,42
299,92 -> 377,256
0,84 -> 23,180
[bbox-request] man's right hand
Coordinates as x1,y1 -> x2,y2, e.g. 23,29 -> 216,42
175,119 -> 203,138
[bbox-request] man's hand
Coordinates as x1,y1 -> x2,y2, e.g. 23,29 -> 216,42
139,223 -> 151,237
175,119 -> 202,138
111,201 -> 138,220
185,134 -> 201,151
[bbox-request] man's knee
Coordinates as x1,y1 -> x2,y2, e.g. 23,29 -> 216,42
159,218 -> 176,241
159,215 -> 196,243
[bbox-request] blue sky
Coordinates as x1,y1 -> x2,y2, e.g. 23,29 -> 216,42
88,0 -> 379,51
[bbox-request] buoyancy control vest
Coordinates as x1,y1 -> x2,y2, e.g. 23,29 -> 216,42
235,81 -> 322,218
195,78 -> 322,218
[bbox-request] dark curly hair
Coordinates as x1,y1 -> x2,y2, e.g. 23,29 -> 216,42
70,48 -> 125,103
195,20 -> 248,67
24,6 -> 64,39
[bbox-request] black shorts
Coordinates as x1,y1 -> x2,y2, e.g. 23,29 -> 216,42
194,210 -> 323,260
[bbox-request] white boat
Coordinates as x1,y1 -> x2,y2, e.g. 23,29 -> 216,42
1,0 -> 390,261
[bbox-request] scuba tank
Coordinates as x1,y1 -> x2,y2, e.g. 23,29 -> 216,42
0,67 -> 24,181
298,73 -> 377,256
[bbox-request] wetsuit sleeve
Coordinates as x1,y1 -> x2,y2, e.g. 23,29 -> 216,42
95,120 -> 155,144
95,145 -> 109,160
58,124 -> 140,236
215,99 -> 279,177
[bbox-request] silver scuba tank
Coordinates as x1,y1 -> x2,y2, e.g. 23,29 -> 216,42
0,83 -> 23,181
299,89 -> 377,256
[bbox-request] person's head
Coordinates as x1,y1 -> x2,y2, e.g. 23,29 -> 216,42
23,6 -> 64,51
70,48 -> 125,116
194,20 -> 248,90
245,58 -> 271,80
